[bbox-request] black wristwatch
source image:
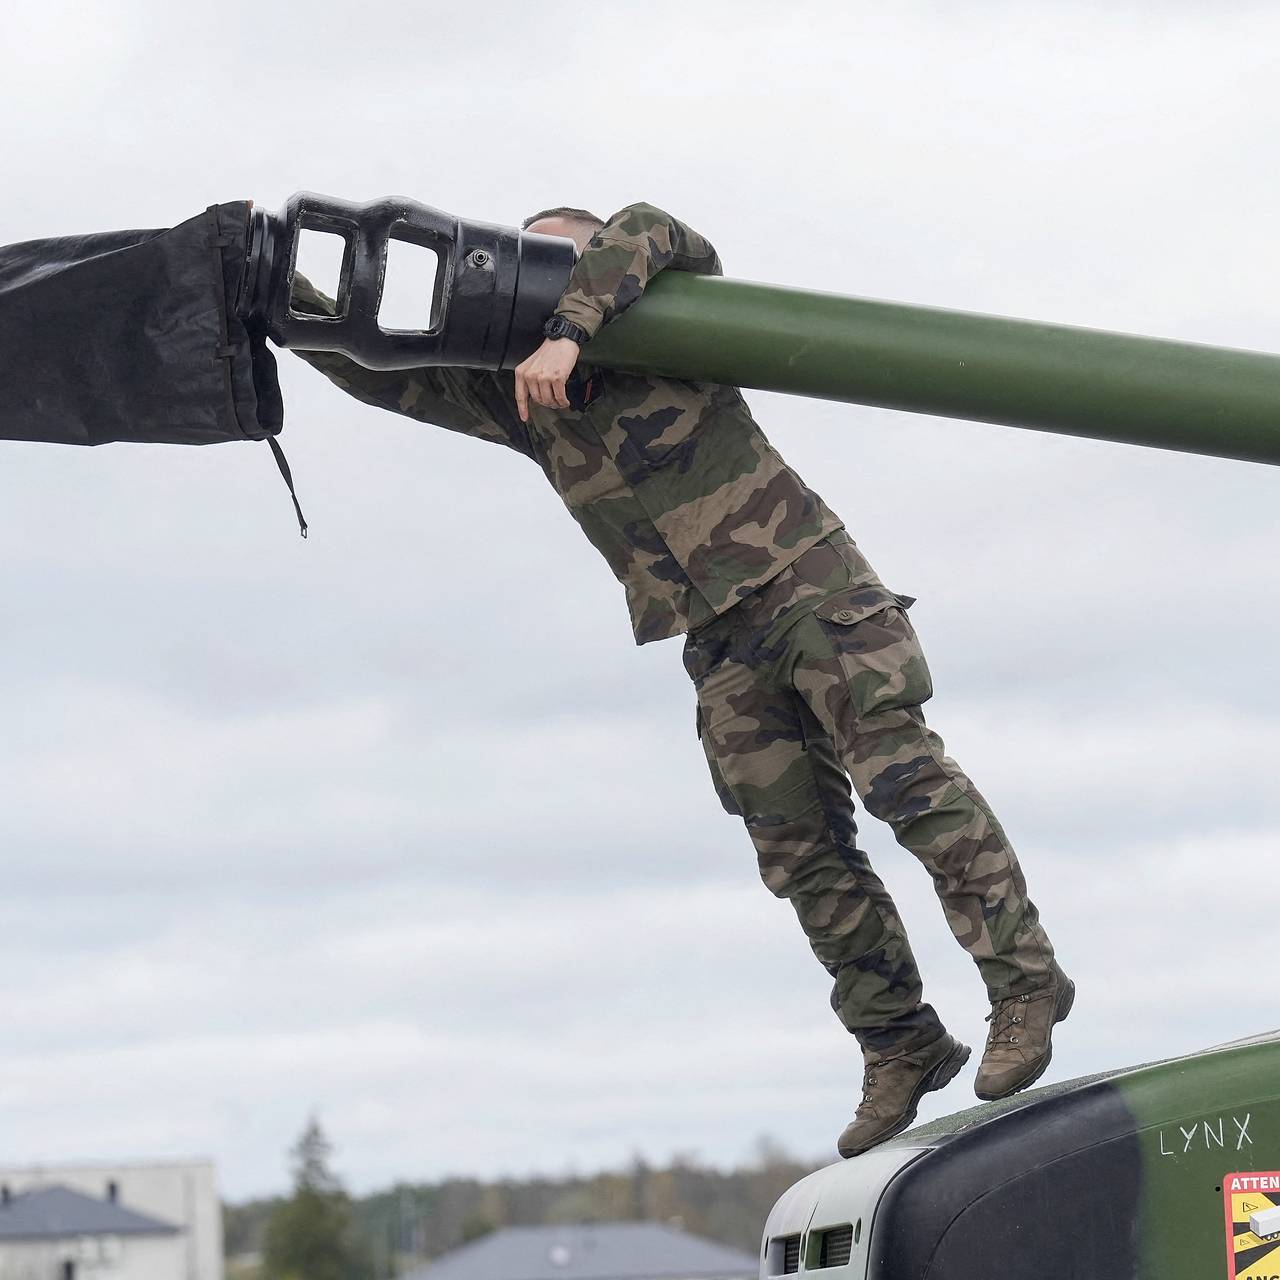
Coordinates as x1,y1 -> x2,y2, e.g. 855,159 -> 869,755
543,316 -> 590,345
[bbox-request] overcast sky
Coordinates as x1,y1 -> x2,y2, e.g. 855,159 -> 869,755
2,1 -> 1278,1206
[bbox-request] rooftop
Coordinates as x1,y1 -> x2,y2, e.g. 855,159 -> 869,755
0,1185 -> 179,1241
404,1221 -> 758,1280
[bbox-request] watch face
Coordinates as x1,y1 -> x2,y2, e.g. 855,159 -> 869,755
547,319 -> 570,338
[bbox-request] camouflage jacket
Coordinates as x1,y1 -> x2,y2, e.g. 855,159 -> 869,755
292,203 -> 841,644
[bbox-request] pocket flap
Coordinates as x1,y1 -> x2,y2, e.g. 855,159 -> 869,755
814,585 -> 912,626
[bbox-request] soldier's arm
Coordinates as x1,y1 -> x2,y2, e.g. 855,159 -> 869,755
552,202 -> 723,340
511,203 -> 722,418
288,274 -> 532,456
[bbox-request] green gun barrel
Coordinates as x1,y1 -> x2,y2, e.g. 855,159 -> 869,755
585,273 -> 1280,467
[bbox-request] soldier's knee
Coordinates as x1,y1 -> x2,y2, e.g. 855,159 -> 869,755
753,832 -> 832,900
862,751 -> 946,826
753,829 -> 866,905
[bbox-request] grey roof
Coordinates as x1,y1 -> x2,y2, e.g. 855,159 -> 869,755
405,1222 -> 757,1280
0,1185 -> 179,1240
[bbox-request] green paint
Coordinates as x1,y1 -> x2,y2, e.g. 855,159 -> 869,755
1116,1033 -> 1280,1279
879,1030 -> 1280,1277
586,273 -> 1280,467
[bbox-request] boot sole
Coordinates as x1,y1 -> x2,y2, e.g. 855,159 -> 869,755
974,978 -> 1076,1102
840,1038 -> 972,1157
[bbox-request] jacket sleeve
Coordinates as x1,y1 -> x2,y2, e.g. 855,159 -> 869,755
286,274 -> 532,456
552,202 -> 722,341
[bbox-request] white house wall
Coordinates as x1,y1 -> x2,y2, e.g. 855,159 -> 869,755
0,1233 -> 185,1280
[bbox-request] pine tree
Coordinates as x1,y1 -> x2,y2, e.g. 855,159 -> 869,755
262,1117 -> 373,1280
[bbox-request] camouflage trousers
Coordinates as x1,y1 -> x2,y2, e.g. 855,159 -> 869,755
681,530 -> 1057,1060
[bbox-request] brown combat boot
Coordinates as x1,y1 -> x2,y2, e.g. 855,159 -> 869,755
974,965 -> 1076,1101
837,1034 -> 971,1159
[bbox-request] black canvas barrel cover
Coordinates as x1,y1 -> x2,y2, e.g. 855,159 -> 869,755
866,1081 -> 1143,1279
0,200 -> 282,447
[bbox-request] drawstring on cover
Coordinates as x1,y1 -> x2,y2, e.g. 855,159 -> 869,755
267,435 -> 308,537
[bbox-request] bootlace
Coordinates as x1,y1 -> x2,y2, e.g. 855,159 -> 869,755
856,1061 -> 880,1114
985,992 -> 1034,1047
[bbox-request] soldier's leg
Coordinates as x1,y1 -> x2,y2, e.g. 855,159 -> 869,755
790,592 -> 1057,1000
683,624 -> 945,1060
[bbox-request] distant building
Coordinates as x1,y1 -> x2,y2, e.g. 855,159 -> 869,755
0,1160 -> 222,1280
403,1221 -> 758,1280
0,1183 -> 180,1279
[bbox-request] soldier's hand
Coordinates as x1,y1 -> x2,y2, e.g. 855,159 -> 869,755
514,337 -> 579,421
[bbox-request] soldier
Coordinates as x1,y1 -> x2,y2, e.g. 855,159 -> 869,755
291,203 -> 1073,1157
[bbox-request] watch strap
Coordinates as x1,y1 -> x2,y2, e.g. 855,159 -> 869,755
543,316 -> 590,345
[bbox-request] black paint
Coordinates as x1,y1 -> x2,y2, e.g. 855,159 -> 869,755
866,1081 -> 1144,1279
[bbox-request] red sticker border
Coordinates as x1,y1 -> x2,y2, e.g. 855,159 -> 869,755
1223,1170 -> 1280,1280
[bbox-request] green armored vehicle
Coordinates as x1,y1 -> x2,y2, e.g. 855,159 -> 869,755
757,1030 -> 1280,1280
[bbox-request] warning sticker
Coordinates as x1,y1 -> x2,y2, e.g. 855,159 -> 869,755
1224,1171 -> 1280,1279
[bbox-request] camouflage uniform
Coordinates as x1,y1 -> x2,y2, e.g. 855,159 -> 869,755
292,203 -> 1058,1060
681,531 -> 1055,1058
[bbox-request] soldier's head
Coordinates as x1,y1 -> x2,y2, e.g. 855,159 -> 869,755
522,206 -> 604,253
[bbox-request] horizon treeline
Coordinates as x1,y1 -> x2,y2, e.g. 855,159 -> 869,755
225,1134 -> 820,1277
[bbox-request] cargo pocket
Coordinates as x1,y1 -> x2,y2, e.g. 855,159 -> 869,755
696,703 -> 742,816
813,586 -> 933,716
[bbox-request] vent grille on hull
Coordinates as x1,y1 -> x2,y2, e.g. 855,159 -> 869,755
781,1234 -> 801,1273
818,1224 -> 854,1269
